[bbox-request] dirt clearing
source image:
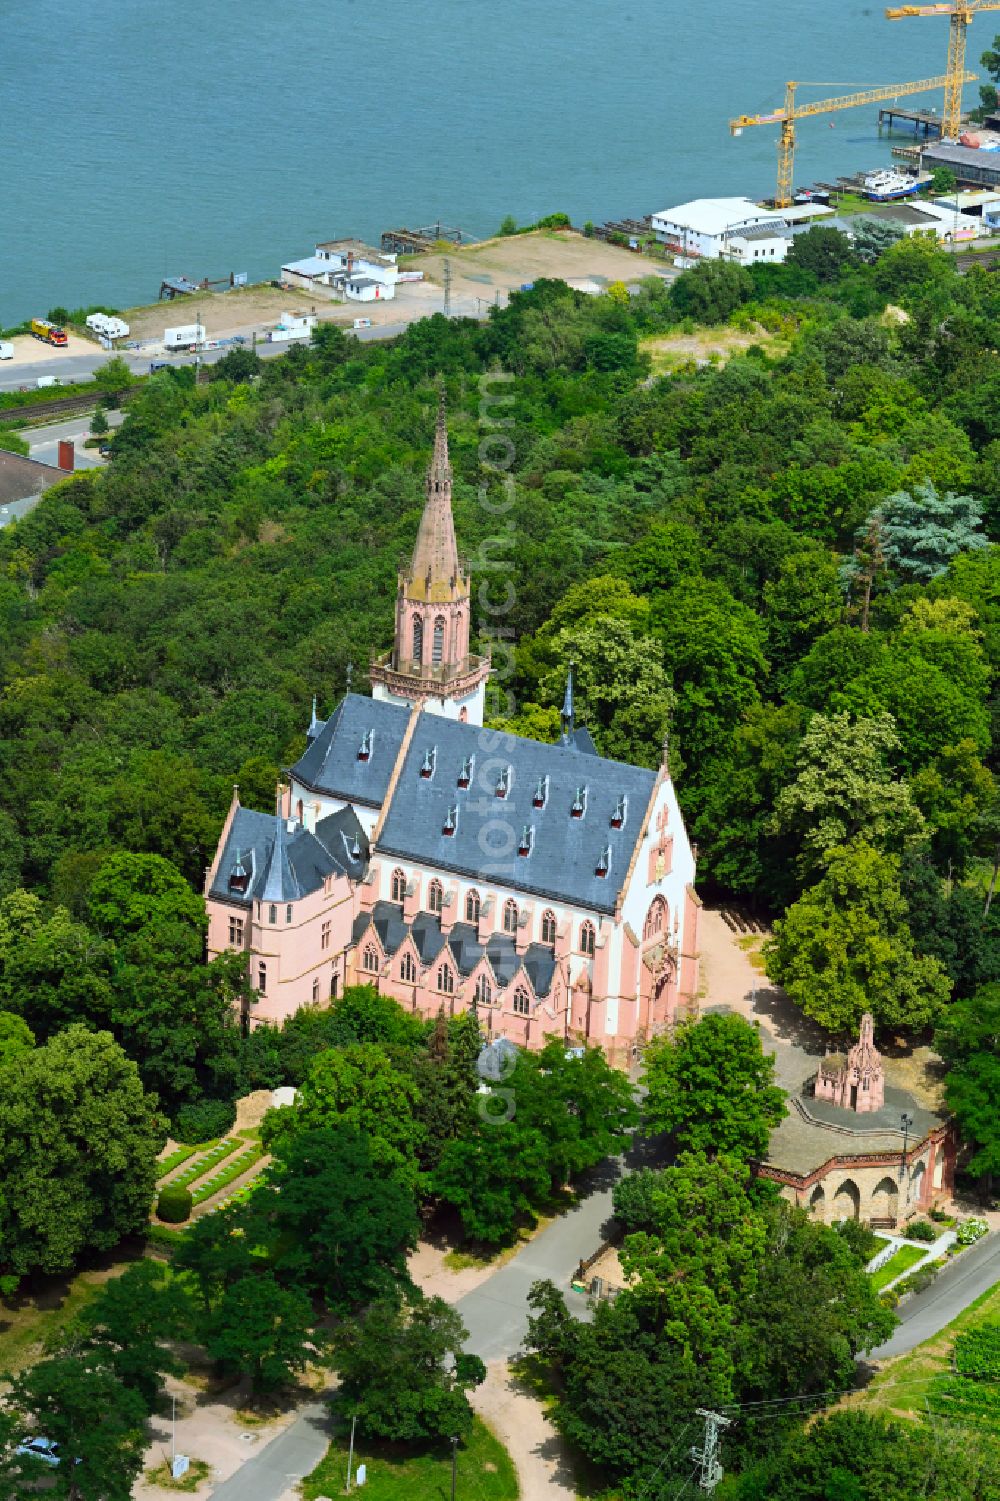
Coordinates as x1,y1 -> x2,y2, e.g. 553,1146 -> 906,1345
417,228 -> 669,303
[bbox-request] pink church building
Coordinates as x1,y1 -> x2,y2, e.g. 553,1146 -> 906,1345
203,401 -> 701,1064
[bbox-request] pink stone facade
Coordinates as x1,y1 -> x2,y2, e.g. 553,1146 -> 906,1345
814,1013 -> 886,1113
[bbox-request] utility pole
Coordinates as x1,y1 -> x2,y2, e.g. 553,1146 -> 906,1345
690,1409 -> 731,1494
443,258 -> 452,318
346,1413 -> 357,1491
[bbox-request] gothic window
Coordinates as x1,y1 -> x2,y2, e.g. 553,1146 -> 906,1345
580,920 -> 596,957
503,899 -> 519,935
391,867 -> 406,903
475,973 -> 492,1006
513,987 -> 530,1016
432,615 -> 445,666
312,978 -> 319,1002
330,972 -> 339,999
257,962 -> 267,994
541,910 -> 557,945
428,879 -> 444,914
363,944 -> 379,974
296,798 -> 304,823
268,904 -> 277,925
644,897 -> 667,941
412,615 -> 424,663
466,889 -> 481,923
400,951 -> 416,983
286,904 -> 293,924
321,920 -> 331,951
438,963 -> 454,994
228,916 -> 244,946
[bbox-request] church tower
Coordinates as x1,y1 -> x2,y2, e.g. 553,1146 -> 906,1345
370,394 -> 491,724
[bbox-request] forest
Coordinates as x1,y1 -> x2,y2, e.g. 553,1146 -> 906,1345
1,226 -> 1000,1496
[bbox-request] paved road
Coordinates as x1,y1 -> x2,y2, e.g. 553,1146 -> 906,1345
0,311 -> 453,393
454,1155 -> 628,1360
207,1400 -> 333,1501
871,1230 -> 1000,1358
17,407 -> 125,470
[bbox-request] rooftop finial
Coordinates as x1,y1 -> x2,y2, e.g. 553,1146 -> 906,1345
560,661 -> 575,745
661,727 -> 670,773
307,694 -> 321,742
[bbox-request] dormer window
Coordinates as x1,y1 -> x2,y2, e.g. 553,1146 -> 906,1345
571,785 -> 588,819
495,766 -> 511,799
533,775 -> 548,809
420,746 -> 437,779
228,848 -> 249,894
595,845 -> 611,878
357,729 -> 373,762
518,825 -> 534,857
611,794 -> 628,830
458,755 -> 474,789
443,805 -> 458,837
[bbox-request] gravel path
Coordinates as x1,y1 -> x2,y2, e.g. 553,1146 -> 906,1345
471,1361 -> 578,1500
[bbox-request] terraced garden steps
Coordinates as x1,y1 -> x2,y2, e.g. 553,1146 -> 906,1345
190,1143 -> 266,1206
152,1131 -> 270,1226
166,1138 -> 243,1193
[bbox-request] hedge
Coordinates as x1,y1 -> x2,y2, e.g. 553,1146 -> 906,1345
157,1184 -> 193,1223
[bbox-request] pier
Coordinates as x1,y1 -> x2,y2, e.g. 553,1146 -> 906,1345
877,105 -> 945,136
380,224 -> 477,256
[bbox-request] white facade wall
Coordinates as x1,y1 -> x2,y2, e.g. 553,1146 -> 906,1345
371,677 -> 486,724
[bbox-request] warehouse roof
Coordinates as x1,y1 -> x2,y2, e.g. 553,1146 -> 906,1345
651,197 -> 782,236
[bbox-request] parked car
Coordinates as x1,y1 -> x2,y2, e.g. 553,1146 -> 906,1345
0,341 -> 14,360
98,442 -> 113,457
17,1437 -> 62,1467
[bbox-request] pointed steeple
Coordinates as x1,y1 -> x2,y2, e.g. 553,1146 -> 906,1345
306,694 -> 322,744
560,662 -> 575,744
407,388 -> 461,599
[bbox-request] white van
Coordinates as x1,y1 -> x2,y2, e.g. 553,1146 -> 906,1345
36,376 -> 61,388
0,341 -> 14,360
353,318 -> 372,330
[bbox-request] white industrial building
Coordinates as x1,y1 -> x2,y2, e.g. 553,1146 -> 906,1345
281,238 -> 399,302
651,196 -> 833,261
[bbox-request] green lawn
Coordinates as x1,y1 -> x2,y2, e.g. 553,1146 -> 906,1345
870,1242 -> 928,1292
303,1418 -> 519,1501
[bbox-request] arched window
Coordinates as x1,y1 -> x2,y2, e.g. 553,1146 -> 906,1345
363,944 -> 379,973
257,962 -> 267,993
541,909 -> 557,945
438,963 -> 454,994
503,899 -> 519,935
296,798 -> 304,824
391,867 -> 406,903
580,921 -> 596,957
412,615 -> 424,664
428,879 -> 444,915
432,615 -> 445,666
474,973 -> 492,1006
644,897 -> 667,940
466,889 -> 481,923
268,904 -> 277,925
513,987 -> 530,1016
311,977 -> 319,1003
400,951 -> 416,982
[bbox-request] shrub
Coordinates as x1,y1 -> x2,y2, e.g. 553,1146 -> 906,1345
879,1288 -> 900,1310
157,1184 -> 193,1223
907,1219 -> 937,1242
174,1098 -> 236,1144
956,1216 -> 989,1246
897,1262 -> 940,1298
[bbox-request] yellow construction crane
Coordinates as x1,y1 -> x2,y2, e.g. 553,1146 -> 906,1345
731,74 -> 976,206
886,3 -> 1000,138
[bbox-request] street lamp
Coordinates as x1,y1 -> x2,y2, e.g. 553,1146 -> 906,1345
900,1111 -> 914,1192
450,1435 -> 458,1501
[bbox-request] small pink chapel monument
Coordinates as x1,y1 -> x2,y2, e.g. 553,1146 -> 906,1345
814,1012 -> 885,1114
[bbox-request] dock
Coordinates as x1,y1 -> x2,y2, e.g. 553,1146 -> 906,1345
380,223 -> 477,256
877,105 -> 946,136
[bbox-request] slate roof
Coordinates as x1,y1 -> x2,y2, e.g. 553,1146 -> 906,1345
289,693 -> 410,806
377,713 -> 656,914
351,902 -> 557,995
211,804 -> 369,905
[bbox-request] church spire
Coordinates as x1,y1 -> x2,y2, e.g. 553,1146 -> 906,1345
407,388 -> 461,597
560,662 -> 575,744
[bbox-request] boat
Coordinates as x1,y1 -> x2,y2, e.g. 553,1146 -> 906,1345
863,169 -> 919,202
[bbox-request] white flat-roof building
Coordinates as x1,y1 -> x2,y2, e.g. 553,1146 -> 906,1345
280,239 -> 400,301
726,223 -> 794,264
650,197 -> 784,258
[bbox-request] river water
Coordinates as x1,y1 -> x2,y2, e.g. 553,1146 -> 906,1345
0,0 -> 977,323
